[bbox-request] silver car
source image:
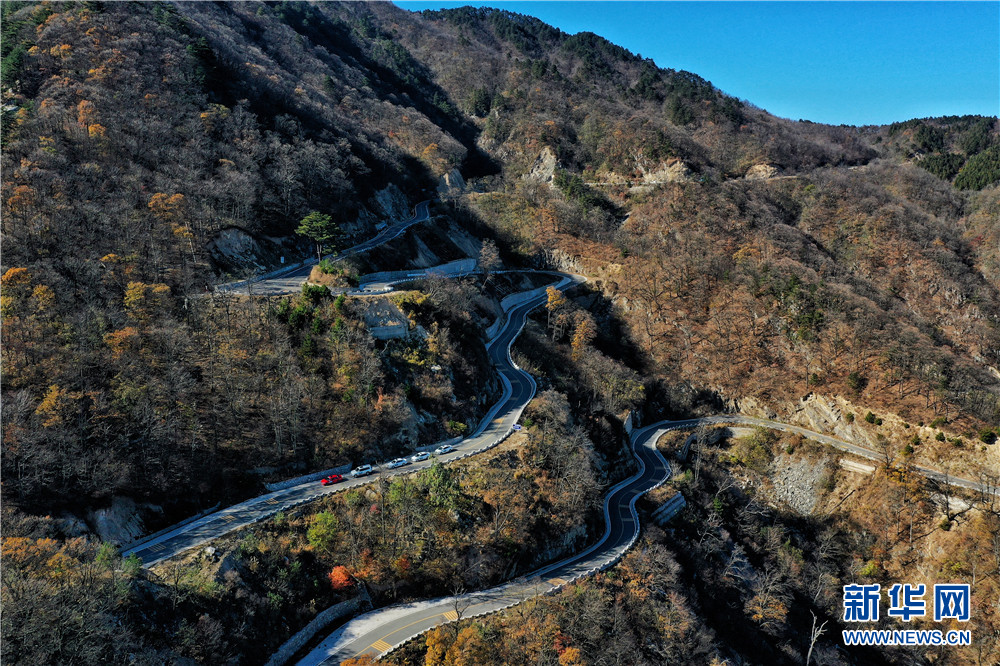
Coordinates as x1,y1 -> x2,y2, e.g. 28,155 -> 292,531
350,464 -> 374,478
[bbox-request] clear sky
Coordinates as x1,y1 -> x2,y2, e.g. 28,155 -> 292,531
394,1 -> 1000,126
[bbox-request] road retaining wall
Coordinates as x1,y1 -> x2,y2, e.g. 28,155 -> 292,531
121,502 -> 221,553
360,258 -> 476,285
265,588 -> 371,666
265,465 -> 352,492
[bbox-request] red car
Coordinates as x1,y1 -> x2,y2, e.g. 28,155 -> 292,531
320,474 -> 344,486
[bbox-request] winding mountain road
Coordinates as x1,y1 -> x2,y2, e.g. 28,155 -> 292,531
124,270 -> 585,567
666,415 -> 991,493
216,201 -> 432,296
298,420 -> 679,665
298,412 -> 996,664
132,197 -> 997,663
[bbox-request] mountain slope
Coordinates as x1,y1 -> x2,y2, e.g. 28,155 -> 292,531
1,2 -> 999,666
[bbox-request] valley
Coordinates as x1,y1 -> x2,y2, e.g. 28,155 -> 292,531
2,2 -> 998,665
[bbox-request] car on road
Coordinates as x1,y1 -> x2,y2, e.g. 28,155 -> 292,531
350,464 -> 374,478
320,474 -> 344,486
410,451 -> 430,463
386,457 -> 410,469
434,444 -> 455,455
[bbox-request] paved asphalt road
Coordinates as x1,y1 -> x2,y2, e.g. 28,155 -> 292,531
296,414 -> 997,664
130,191 -> 996,658
297,421 -> 678,666
216,201 -> 432,296
123,271 -> 584,568
675,415 -> 991,493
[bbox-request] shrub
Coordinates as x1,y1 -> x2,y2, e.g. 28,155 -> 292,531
902,443 -> 914,457
845,412 -> 855,423
328,565 -> 354,591
979,428 -> 998,445
301,283 -> 330,303
864,411 -> 877,424
935,432 -> 946,442
930,417 -> 947,428
846,371 -> 866,392
858,560 -> 880,578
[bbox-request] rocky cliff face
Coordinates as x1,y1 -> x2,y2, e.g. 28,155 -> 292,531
525,146 -> 559,184
438,169 -> 467,196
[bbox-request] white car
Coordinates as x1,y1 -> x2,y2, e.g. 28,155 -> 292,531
410,452 -> 430,463
434,444 -> 455,455
387,457 -> 410,469
350,464 -> 374,478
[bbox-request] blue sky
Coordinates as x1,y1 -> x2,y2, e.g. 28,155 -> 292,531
394,1 -> 1000,126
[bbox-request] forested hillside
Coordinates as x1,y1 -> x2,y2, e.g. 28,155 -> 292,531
379,5 -> 1000,432
2,2 -> 998,665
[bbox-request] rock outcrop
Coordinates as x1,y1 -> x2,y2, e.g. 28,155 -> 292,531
437,168 -> 466,196
745,163 -> 780,179
88,497 -> 146,545
524,145 -> 558,183
642,159 -> 692,184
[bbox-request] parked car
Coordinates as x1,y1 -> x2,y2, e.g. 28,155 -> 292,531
320,474 -> 344,486
387,457 -> 410,469
434,444 -> 455,455
350,464 -> 374,478
410,451 -> 430,463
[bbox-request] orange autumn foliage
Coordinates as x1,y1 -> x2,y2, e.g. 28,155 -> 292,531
328,565 -> 354,591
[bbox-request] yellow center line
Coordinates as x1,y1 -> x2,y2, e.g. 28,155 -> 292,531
372,609 -> 456,648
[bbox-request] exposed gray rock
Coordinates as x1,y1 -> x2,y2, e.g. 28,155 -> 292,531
770,453 -> 827,515
642,159 -> 692,184
58,513 -> 90,538
525,146 -> 558,183
208,228 -> 270,272
745,163 -> 780,179
372,183 -> 410,221
89,497 -> 145,545
438,168 -> 466,195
